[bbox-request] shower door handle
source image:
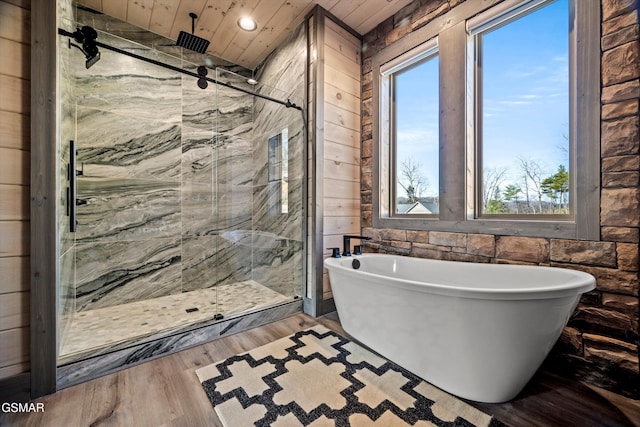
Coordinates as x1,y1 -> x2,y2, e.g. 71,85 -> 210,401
68,140 -> 77,233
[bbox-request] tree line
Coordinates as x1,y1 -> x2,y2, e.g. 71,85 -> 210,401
397,158 -> 570,214
483,159 -> 569,214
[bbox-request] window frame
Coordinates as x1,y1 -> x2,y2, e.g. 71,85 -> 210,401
371,0 -> 600,240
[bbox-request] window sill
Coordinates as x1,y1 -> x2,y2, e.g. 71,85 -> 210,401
372,216 -> 578,239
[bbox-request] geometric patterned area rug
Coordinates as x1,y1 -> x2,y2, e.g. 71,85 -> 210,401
196,325 -> 505,426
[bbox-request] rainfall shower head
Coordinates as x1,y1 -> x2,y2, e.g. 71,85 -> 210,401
176,13 -> 211,54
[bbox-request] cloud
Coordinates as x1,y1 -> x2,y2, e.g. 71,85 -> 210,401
395,129 -> 439,165
504,65 -> 549,79
484,106 -> 505,112
396,129 -> 438,144
498,100 -> 534,105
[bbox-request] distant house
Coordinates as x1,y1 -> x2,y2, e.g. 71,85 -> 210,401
397,201 -> 433,214
418,199 -> 440,214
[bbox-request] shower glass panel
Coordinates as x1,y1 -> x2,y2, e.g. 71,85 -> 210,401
214,68 -> 305,315
57,14 -> 303,367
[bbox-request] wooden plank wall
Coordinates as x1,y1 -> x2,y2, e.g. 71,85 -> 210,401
0,0 -> 31,381
320,18 -> 361,301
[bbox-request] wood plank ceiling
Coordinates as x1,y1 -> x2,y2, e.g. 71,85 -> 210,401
75,0 -> 414,69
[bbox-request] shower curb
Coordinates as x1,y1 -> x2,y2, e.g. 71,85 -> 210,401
56,300 -> 302,390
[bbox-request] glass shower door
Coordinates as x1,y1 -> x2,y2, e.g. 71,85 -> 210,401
213,69 -> 304,318
56,10 -> 305,367
57,27 -> 218,365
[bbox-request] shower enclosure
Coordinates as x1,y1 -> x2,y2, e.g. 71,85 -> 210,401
56,7 -> 305,375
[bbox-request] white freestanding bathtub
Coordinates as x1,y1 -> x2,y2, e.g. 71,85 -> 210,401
324,253 -> 595,403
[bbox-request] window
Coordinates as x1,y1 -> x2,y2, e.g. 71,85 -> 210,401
474,0 -> 571,217
372,0 -> 600,239
378,39 -> 439,218
393,53 -> 439,216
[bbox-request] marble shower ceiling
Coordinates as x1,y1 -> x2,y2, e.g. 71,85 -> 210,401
75,0 -> 414,69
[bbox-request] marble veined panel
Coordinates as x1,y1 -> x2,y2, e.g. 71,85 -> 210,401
252,179 -> 304,242
218,300 -> 301,337
72,51 -> 181,123
59,246 -> 76,316
216,85 -> 253,134
76,108 -> 181,182
287,132 -> 305,182
181,234 -> 253,292
58,245 -> 76,353
216,67 -> 254,85
59,56 -> 75,142
215,128 -> 253,187
214,186 -> 253,233
75,178 -> 180,243
252,159 -> 268,189
182,126 -> 213,185
182,77 -> 253,132
253,97 -> 303,130
211,234 -> 252,287
181,71 -> 217,131
254,24 -> 305,103
182,236 -> 218,292
182,182 -> 215,237
75,238 -> 181,311
181,236 -> 218,291
252,240 -> 303,297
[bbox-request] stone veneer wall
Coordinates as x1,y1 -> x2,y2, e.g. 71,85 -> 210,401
360,0 -> 639,398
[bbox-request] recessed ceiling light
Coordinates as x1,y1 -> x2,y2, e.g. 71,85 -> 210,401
247,78 -> 258,85
238,17 -> 257,31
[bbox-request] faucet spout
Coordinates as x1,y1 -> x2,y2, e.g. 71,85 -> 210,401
342,235 -> 372,257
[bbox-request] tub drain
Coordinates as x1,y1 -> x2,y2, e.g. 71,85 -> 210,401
352,259 -> 360,269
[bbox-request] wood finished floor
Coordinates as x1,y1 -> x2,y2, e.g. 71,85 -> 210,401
1,312 -> 639,427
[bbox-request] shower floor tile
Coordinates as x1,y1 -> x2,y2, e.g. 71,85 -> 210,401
58,280 -> 292,363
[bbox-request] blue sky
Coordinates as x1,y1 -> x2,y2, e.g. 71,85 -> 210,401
395,0 -> 569,199
396,55 -> 439,197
